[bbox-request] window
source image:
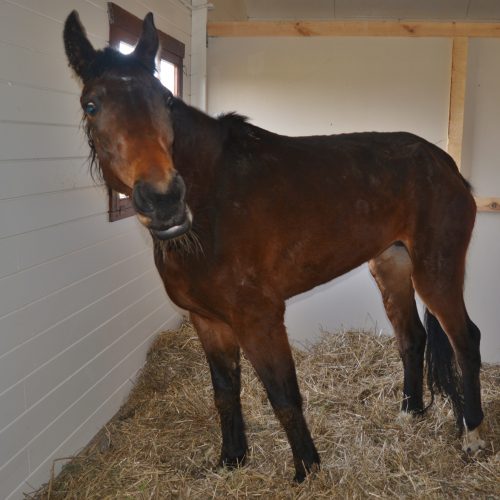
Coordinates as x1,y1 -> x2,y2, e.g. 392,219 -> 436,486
107,3 -> 185,222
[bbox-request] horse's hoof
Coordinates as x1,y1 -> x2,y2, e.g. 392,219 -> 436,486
218,453 -> 247,470
293,461 -> 320,483
397,411 -> 414,423
463,427 -> 486,453
293,472 -> 306,483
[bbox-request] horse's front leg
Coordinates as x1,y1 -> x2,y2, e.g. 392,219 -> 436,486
191,313 -> 247,468
232,302 -> 320,482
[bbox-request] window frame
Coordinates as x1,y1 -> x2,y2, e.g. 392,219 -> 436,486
107,2 -> 185,222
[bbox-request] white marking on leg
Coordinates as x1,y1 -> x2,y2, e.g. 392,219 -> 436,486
396,411 -> 413,424
463,427 -> 486,453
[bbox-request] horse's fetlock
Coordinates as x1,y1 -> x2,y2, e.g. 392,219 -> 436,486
464,409 -> 484,433
400,397 -> 424,415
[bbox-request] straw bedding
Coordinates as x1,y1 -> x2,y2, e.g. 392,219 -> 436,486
31,322 -> 499,499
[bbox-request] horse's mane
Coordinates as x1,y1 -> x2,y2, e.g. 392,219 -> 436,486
218,112 -> 249,125
217,112 -> 266,144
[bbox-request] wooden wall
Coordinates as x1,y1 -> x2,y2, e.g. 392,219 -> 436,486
0,1 -> 192,498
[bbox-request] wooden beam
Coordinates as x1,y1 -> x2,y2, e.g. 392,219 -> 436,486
208,20 -> 500,38
447,37 -> 468,169
475,197 -> 500,212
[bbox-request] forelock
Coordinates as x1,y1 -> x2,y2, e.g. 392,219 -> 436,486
85,47 -> 156,80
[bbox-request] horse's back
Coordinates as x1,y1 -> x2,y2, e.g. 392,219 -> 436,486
225,126 -> 467,200
213,126 -> 474,297
221,126 -> 472,237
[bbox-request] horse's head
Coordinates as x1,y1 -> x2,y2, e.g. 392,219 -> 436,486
64,11 -> 191,240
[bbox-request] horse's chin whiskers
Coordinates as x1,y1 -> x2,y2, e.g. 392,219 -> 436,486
153,228 -> 204,260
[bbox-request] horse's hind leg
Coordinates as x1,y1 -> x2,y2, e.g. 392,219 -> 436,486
409,227 -> 484,451
369,244 -> 427,414
191,313 -> 247,467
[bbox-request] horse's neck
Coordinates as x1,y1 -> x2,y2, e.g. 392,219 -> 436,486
171,101 -> 222,209
172,102 -> 224,251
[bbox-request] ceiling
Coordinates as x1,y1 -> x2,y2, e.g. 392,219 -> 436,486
208,0 -> 500,22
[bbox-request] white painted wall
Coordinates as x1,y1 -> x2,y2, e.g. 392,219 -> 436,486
190,0 -> 208,109
462,39 -> 500,364
207,36 -> 499,362
0,1 -> 193,498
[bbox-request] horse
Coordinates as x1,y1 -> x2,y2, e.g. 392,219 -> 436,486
63,11 -> 485,482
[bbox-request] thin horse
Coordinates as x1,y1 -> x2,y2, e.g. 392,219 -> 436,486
64,12 -> 485,482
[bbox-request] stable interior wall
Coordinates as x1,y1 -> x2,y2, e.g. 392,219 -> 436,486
0,1 -> 193,498
462,38 -> 500,364
207,36 -> 499,363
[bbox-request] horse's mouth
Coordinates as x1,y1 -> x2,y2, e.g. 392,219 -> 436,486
151,208 -> 192,240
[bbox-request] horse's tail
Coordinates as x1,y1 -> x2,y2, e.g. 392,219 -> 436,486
424,309 -> 464,431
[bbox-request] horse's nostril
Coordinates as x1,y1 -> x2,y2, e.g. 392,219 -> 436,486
133,175 -> 188,230
132,181 -> 155,214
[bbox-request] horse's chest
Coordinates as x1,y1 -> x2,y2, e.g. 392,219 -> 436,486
155,254 -> 209,312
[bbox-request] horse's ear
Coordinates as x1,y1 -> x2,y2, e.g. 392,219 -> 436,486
133,13 -> 159,72
63,11 -> 97,82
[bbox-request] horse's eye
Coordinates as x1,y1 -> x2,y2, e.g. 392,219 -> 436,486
84,101 -> 98,117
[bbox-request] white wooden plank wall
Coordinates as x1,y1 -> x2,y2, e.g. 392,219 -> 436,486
0,1 -> 192,498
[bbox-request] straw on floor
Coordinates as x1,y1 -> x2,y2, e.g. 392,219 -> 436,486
31,322 -> 499,499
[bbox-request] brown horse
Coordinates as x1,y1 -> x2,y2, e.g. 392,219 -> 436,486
64,11 -> 485,481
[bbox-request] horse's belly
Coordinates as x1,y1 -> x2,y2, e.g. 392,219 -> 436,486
272,229 -> 396,299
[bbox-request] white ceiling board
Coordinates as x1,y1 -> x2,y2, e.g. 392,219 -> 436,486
467,0 -> 500,20
245,0 -> 333,20
209,0 -> 500,21
207,0 -> 248,21
335,0 -> 470,20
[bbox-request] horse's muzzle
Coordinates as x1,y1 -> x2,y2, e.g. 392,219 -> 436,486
132,175 -> 192,240
151,207 -> 192,240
